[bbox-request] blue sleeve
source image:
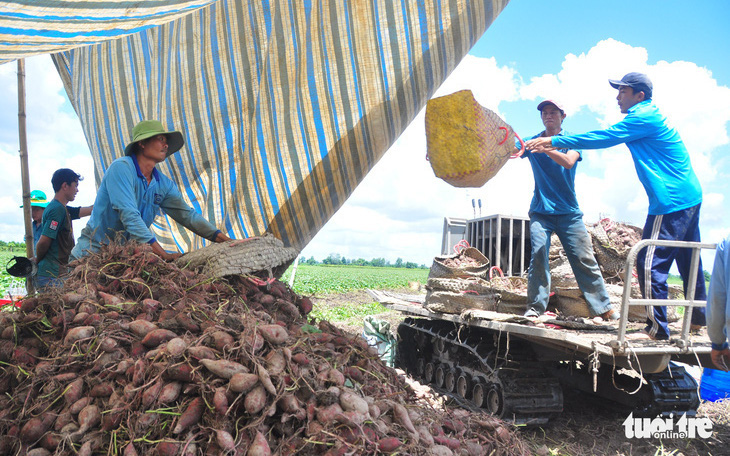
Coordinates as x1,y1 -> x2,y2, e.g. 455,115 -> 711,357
159,181 -> 220,241
552,114 -> 652,150
40,204 -> 67,240
105,161 -> 156,243
708,239 -> 729,348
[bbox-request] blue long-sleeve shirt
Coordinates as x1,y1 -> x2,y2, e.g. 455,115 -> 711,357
522,130 -> 582,215
72,155 -> 219,258
708,236 -> 730,350
550,100 -> 702,215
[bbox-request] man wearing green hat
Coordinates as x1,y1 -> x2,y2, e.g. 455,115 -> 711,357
23,190 -> 50,253
71,120 -> 231,261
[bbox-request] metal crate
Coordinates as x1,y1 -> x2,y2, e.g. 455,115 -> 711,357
466,214 -> 530,277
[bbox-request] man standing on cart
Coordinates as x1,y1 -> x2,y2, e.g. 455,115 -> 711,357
521,100 -> 616,321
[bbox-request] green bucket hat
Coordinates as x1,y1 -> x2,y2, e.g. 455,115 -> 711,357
124,120 -> 185,157
20,190 -> 49,208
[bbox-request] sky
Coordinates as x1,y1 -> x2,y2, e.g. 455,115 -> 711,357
0,0 -> 729,270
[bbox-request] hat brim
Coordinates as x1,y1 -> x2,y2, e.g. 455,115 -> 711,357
20,202 -> 49,209
608,78 -> 630,89
124,131 -> 185,157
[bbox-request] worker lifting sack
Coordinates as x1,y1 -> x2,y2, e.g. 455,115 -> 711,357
425,89 -> 524,188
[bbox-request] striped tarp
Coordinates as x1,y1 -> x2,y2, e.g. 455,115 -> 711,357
48,0 -> 508,253
0,1 -> 218,65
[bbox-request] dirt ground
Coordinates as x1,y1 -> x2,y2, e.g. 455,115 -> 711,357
312,290 -> 730,456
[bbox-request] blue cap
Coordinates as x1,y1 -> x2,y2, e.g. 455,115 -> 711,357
609,72 -> 653,99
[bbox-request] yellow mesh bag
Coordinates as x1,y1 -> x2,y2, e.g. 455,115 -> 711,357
425,90 -> 524,188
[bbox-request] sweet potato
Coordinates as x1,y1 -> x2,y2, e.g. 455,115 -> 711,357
127,319 -> 158,338
123,443 -> 139,456
258,365 -> 277,395
142,380 -> 163,407
102,408 -> 124,431
433,435 -> 460,451
165,364 -> 195,383
247,431 -> 271,456
26,449 -> 51,456
20,415 -> 53,443
164,337 -> 187,357
209,331 -> 235,351
377,437 -> 402,453
98,291 -> 122,306
158,381 -> 183,404
69,397 -> 93,415
213,387 -> 229,415
430,445 -> 454,456
339,389 -> 370,415
64,377 -> 84,406
89,382 -> 114,397
142,328 -> 178,347
200,359 -> 249,379
291,353 -> 310,365
265,349 -> 286,376
155,441 -> 180,456
244,385 -> 267,414
216,429 -> 236,452
417,425 -> 435,446
173,397 -> 205,434
258,325 -> 288,345
298,296 -> 313,315
64,326 -> 95,346
74,404 -> 101,436
132,359 -> 147,385
229,373 -> 259,394
186,345 -> 217,360
316,403 -> 344,425
98,337 -> 118,353
392,402 -> 417,435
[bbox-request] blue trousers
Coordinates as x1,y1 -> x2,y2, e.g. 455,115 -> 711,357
527,212 -> 612,316
35,275 -> 64,292
638,204 -> 706,340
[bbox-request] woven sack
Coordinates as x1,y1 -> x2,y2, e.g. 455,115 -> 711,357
427,277 -> 492,294
425,90 -> 523,188
424,289 -> 498,314
488,272 -> 528,315
176,233 -> 299,279
429,247 -> 490,280
590,220 -> 643,279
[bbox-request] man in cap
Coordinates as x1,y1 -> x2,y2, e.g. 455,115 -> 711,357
34,169 -> 90,289
22,190 -> 92,255
71,120 -> 231,261
525,72 -> 706,340
521,100 -> 616,321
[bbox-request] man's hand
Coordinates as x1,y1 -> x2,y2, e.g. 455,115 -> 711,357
711,348 -> 730,371
525,136 -> 553,152
161,252 -> 183,261
214,232 -> 231,243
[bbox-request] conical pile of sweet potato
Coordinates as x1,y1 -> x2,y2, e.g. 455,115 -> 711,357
0,241 -> 528,455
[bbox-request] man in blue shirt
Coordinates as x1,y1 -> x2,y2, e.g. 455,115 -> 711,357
707,236 -> 730,371
525,73 -> 706,340
522,100 -> 615,321
71,120 -> 231,261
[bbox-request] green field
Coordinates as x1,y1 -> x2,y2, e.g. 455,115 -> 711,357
0,248 -> 28,298
280,263 -> 428,296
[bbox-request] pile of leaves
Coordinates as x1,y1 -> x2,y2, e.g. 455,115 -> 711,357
0,241 -> 528,455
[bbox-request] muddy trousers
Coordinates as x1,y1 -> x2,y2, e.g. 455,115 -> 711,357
637,203 -> 707,340
526,212 -> 612,317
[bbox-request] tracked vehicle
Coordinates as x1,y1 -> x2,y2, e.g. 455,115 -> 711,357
371,217 -> 716,424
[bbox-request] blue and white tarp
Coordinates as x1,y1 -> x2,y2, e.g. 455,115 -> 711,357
2,0 -> 510,252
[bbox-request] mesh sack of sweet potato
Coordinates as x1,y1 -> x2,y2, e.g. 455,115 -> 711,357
425,89 -> 524,188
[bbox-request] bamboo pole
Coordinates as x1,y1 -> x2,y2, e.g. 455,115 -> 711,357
17,58 -> 35,294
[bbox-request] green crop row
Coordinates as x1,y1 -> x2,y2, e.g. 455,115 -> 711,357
281,264 -> 428,296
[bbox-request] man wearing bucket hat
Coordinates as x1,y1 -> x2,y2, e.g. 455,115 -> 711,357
71,120 -> 231,261
521,100 -> 616,322
525,72 -> 706,340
